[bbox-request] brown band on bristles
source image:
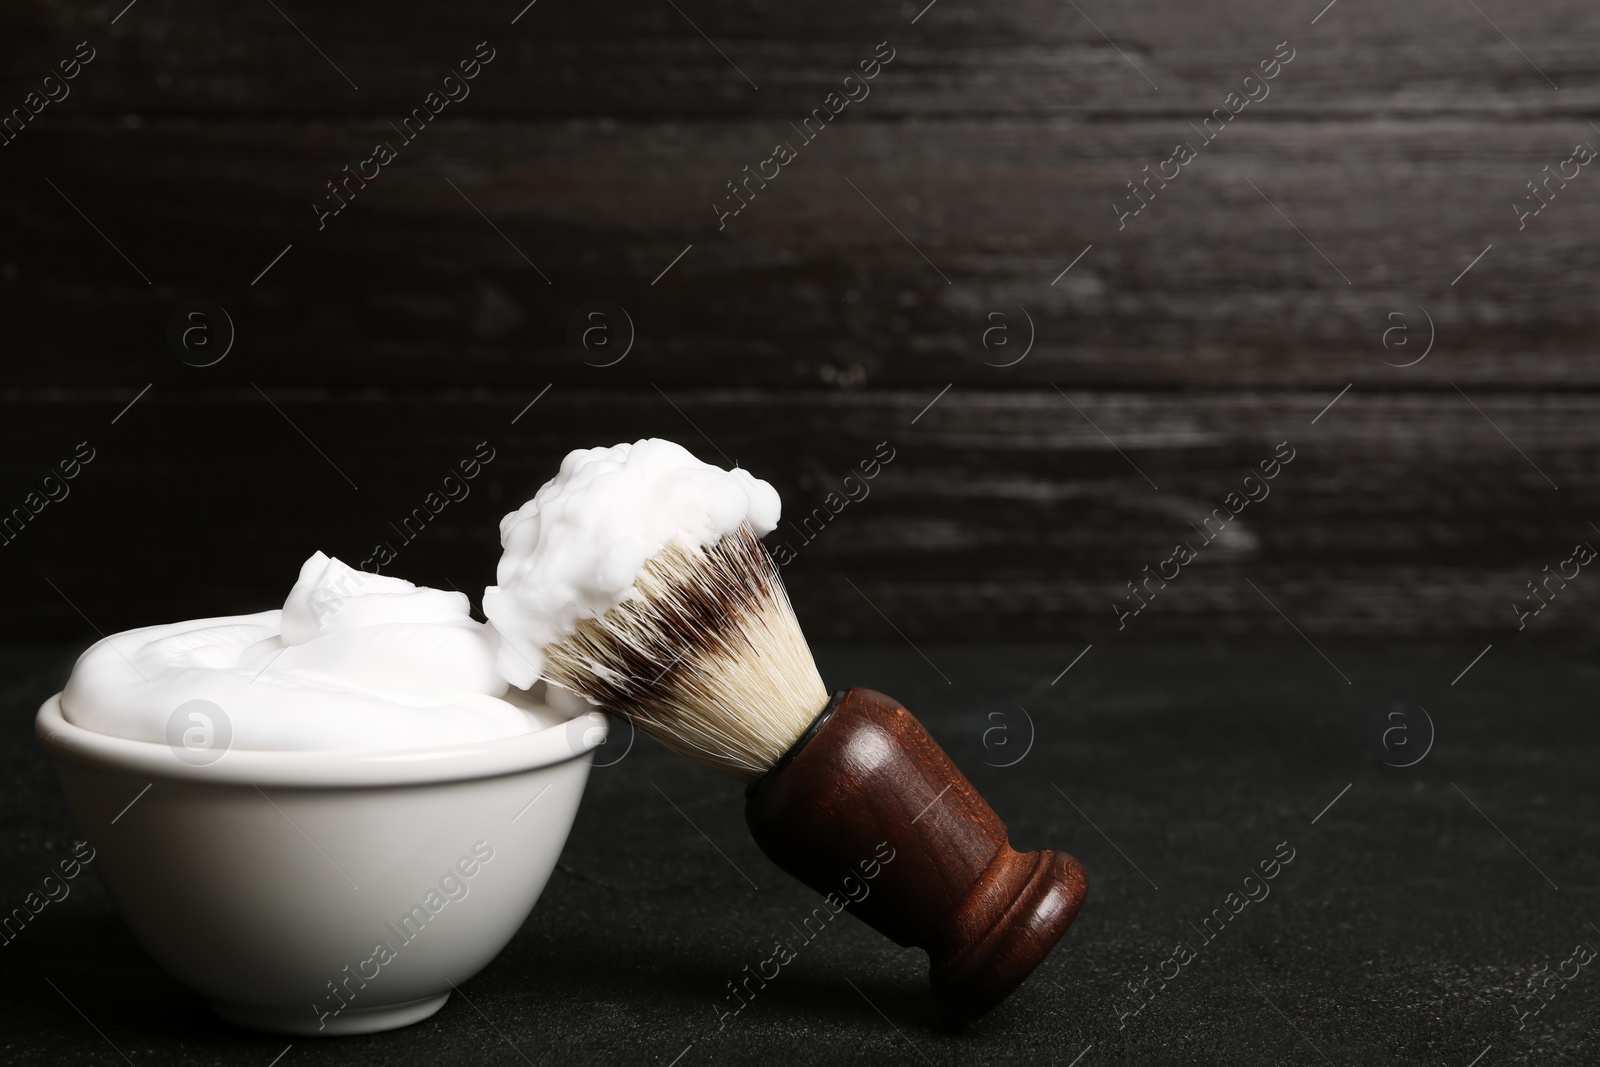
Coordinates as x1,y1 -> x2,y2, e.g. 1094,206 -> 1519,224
542,523 -> 829,780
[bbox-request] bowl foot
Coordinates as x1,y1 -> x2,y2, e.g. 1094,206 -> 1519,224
212,992 -> 450,1035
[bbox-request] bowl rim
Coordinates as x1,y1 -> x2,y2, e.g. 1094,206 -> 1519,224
35,692 -> 608,788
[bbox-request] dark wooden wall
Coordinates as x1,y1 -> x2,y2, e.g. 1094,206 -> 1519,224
2,0 -> 1598,648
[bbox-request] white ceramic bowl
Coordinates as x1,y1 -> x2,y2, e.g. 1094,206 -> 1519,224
35,692 -> 607,1036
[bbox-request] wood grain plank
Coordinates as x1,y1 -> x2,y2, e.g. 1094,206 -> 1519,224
3,117 -> 1597,388
1,389 -> 1594,643
4,0 -> 1596,117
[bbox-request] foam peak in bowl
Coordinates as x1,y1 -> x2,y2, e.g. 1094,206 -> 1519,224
61,552 -> 542,752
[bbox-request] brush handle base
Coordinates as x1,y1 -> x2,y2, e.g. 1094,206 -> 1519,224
927,845 -> 1087,1015
744,687 -> 1088,1019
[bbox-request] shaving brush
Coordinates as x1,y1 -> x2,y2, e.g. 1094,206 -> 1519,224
541,523 -> 1088,1018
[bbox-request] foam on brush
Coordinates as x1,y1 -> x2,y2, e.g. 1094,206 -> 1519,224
482,439 -> 782,688
541,523 -> 828,780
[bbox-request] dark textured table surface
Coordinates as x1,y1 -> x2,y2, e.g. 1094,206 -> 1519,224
2,643 -> 1595,1066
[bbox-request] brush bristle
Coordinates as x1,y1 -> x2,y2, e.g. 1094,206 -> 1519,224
542,523 -> 829,781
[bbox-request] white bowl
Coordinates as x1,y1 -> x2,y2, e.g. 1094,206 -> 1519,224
35,692 -> 607,1036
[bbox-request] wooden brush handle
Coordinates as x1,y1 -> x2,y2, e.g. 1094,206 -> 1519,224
744,688 -> 1088,1019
